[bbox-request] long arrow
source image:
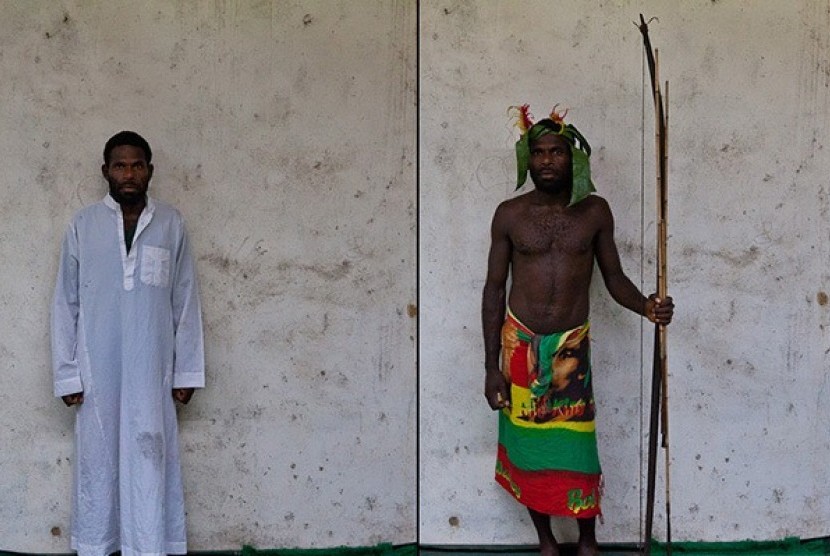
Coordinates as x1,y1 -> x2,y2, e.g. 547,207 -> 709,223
638,13 -> 671,556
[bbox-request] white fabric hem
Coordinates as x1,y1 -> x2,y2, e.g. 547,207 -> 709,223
121,540 -> 187,556
55,376 -> 84,397
72,535 -> 119,556
172,372 -> 205,389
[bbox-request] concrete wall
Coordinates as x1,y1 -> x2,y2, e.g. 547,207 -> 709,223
0,1 -> 415,551
420,0 -> 830,546
4,0 -> 830,550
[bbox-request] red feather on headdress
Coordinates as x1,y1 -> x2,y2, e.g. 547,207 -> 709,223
549,104 -> 569,125
509,104 -> 535,134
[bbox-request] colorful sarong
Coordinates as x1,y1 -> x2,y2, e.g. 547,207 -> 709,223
495,309 -> 602,518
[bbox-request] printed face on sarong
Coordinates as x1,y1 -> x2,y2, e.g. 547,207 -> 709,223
552,332 -> 589,393
527,328 -> 593,424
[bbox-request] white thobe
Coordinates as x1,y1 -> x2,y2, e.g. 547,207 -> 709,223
52,195 -> 205,556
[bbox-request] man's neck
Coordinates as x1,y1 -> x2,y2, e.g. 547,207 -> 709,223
531,186 -> 570,206
114,196 -> 146,219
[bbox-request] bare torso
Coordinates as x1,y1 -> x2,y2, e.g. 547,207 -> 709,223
483,184 -> 653,392
502,192 -> 606,333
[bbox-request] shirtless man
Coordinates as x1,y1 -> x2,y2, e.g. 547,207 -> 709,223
482,107 -> 673,556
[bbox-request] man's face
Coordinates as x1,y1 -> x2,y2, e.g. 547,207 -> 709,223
528,133 -> 571,193
102,145 -> 153,206
551,334 -> 588,392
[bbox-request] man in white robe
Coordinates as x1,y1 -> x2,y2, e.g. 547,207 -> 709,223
51,131 -> 205,556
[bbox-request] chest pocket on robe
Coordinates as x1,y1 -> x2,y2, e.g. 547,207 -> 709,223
140,245 -> 171,287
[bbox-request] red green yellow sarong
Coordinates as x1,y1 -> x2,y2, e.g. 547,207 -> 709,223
495,309 -> 602,518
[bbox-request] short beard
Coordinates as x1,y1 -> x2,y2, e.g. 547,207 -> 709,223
109,185 -> 146,206
531,174 -> 572,196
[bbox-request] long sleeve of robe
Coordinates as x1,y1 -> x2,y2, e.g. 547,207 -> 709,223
51,195 -> 205,556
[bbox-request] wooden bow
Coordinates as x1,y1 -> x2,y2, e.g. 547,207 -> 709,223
638,14 -> 671,556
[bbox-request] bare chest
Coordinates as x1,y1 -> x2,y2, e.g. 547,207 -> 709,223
510,211 -> 596,257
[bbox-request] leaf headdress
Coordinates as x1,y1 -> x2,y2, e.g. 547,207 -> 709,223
509,104 -> 596,206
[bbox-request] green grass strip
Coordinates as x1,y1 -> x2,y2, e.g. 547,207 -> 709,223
650,537 -> 828,554
242,543 -> 417,556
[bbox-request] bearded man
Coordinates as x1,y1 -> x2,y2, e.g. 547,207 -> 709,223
52,131 -> 204,556
482,106 -> 674,556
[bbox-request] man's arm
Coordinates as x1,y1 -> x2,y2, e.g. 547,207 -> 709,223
170,217 -> 205,402
482,203 -> 512,410
594,198 -> 673,324
51,223 -> 84,405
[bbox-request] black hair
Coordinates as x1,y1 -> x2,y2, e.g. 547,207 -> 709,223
529,119 -> 573,145
103,131 -> 152,165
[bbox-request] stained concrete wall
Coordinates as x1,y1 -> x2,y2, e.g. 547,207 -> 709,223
420,0 -> 830,545
5,0 -> 830,550
0,1 -> 415,551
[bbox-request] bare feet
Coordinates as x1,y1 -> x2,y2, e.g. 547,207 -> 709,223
539,541 -> 560,556
576,539 -> 599,556
528,508 -> 559,556
576,517 -> 599,556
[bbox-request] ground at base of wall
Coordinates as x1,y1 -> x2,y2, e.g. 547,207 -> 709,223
419,537 -> 830,555
4,539 -> 830,556
0,546 -> 419,556
419,545 -> 641,555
